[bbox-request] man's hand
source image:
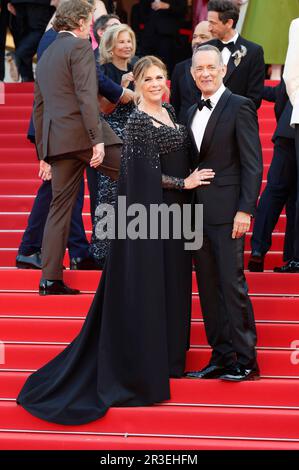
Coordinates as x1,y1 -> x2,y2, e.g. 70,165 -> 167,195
7,3 -> 17,15
90,143 -> 105,168
120,88 -> 135,104
232,211 -> 251,239
151,1 -> 170,11
39,160 -> 52,181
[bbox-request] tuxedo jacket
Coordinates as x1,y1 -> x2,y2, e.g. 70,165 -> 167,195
171,58 -> 199,125
33,32 -> 121,161
207,36 -> 265,109
187,89 -> 263,225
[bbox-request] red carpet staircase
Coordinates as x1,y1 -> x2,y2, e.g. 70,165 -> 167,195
0,82 -> 299,450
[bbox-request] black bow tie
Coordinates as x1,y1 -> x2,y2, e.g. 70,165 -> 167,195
197,98 -> 213,111
217,40 -> 235,53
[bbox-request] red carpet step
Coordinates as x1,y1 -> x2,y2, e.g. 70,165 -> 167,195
0,270 -> 298,294
1,292 -> 299,321
0,316 -> 298,348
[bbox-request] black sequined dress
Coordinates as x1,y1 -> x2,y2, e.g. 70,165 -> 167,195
16,105 -> 192,425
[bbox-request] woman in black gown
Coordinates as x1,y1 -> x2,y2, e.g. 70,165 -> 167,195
16,56 -> 215,425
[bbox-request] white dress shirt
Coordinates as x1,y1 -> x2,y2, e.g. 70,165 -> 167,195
283,18 -> 299,126
59,30 -> 78,37
221,32 -> 239,65
191,84 -> 226,152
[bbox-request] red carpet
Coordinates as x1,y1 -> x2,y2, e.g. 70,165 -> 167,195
0,82 -> 299,450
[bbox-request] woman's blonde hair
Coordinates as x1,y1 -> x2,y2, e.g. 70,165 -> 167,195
99,24 -> 136,65
133,55 -> 169,104
53,0 -> 94,32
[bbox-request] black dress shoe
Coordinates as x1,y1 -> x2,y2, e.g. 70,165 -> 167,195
274,260 -> 299,273
247,251 -> 265,272
16,252 -> 42,269
185,364 -> 227,379
219,364 -> 260,382
39,279 -> 80,296
70,257 -> 101,270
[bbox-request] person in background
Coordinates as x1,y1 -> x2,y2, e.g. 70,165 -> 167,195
140,0 -> 187,75
90,24 -> 136,267
9,0 -> 55,81
281,18 -> 299,272
206,0 -> 264,110
242,0 -> 299,80
171,20 -> 212,124
193,0 -> 208,28
0,1 -> 20,81
92,13 -> 120,61
248,81 -> 296,273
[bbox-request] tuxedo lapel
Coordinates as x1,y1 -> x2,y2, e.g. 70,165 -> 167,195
199,88 -> 232,159
224,36 -> 242,83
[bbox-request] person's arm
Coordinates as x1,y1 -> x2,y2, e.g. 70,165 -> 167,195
236,100 -> 263,217
283,19 -> 299,108
95,60 -> 123,103
71,40 -> 103,145
246,45 -> 265,109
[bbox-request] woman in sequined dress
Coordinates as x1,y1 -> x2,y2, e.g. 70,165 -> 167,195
90,24 -> 136,267
16,56 -> 214,425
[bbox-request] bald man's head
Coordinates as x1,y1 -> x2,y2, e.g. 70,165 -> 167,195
192,21 -> 213,51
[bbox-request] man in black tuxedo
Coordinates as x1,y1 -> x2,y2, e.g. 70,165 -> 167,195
171,21 -> 212,124
248,81 -> 296,273
186,45 -> 262,381
206,0 -> 264,109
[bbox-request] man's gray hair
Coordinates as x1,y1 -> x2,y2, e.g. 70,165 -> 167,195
192,44 -> 224,68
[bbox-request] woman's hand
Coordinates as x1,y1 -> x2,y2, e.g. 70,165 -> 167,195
121,72 -> 134,89
184,168 -> 215,190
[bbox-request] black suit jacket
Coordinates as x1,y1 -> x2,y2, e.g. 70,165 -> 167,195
187,89 -> 263,224
263,80 -> 295,141
207,36 -> 265,109
171,58 -> 200,125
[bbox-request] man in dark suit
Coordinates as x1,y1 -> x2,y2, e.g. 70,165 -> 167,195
35,0 -> 121,295
206,0 -> 264,110
10,0 -> 55,81
171,20 -> 212,124
248,81 -> 296,273
186,45 -> 262,381
140,0 -> 187,75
